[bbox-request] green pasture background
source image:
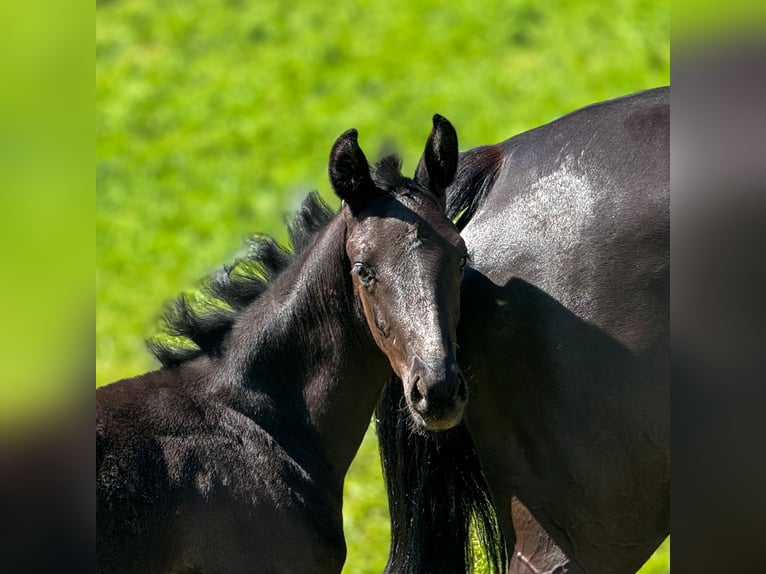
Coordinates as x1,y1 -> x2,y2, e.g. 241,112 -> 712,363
97,1 -> 669,571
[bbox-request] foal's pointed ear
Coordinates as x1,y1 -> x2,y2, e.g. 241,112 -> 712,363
329,128 -> 374,213
414,114 -> 459,205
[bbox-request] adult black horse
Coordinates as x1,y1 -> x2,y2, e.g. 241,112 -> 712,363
96,118 -> 475,573
377,88 -> 669,574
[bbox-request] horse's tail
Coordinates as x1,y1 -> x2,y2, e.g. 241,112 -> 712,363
376,375 -> 507,574
446,144 -> 504,228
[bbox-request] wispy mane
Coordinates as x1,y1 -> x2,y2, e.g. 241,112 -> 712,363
371,154 -> 407,192
147,191 -> 335,367
446,144 -> 504,229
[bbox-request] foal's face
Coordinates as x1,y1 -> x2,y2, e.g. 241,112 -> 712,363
329,116 -> 467,431
346,193 -> 468,431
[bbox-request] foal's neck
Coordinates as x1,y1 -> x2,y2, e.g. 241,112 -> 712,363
224,216 -> 389,481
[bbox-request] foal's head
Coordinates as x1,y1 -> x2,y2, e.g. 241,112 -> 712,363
329,115 -> 467,431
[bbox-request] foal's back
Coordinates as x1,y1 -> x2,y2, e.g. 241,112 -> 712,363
96,363 -> 344,574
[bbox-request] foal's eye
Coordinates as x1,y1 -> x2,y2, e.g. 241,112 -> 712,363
459,254 -> 469,270
353,263 -> 375,285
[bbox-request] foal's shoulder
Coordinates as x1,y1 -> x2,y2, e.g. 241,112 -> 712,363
97,368 -> 204,435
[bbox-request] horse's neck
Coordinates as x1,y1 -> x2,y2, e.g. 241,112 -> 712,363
223,217 -> 389,480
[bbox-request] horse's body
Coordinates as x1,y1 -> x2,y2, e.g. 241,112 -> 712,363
378,88 -> 669,574
97,119 -> 468,574
97,346 -> 352,573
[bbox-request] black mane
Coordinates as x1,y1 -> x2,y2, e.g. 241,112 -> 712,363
371,154 -> 407,192
446,144 -> 504,229
147,191 -> 335,367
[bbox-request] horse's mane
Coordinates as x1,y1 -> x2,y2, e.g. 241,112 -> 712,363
147,191 -> 335,367
147,152 -> 408,368
371,154 -> 406,192
446,143 -> 504,228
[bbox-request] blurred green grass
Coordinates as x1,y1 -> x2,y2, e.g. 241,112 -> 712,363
97,1 -> 669,572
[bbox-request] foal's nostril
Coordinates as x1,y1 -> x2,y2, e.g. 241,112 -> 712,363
410,377 -> 428,413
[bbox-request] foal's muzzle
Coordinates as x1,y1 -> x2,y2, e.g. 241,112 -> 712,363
406,357 -> 468,431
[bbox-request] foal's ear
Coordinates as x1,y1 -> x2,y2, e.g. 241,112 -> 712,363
329,128 -> 374,213
414,114 -> 458,205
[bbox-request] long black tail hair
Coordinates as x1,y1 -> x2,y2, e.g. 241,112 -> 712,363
375,144 -> 507,573
376,376 -> 506,573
